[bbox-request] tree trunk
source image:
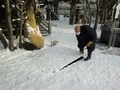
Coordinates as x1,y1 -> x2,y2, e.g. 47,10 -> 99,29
5,0 -> 14,51
69,0 -> 76,25
0,30 -> 8,48
101,0 -> 107,25
101,11 -> 105,25
89,9 -> 92,26
19,8 -> 23,48
54,0 -> 59,15
74,8 -> 81,24
86,0 -> 91,25
93,1 -> 99,31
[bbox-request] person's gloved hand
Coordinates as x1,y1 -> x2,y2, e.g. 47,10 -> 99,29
86,41 -> 93,47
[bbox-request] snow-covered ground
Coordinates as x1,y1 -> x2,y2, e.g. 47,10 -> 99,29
0,16 -> 120,90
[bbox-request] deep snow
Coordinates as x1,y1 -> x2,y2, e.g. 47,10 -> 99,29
0,16 -> 120,90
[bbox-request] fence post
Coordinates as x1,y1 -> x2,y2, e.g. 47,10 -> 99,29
48,19 -> 52,34
47,5 -> 52,34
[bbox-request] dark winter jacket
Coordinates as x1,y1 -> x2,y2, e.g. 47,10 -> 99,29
76,25 -> 97,52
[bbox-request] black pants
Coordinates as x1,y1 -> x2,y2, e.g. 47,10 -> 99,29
87,44 -> 95,58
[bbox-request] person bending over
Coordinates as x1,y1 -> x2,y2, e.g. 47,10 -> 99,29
74,25 -> 97,61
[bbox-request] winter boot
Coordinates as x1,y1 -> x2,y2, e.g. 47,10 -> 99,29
84,52 -> 92,61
